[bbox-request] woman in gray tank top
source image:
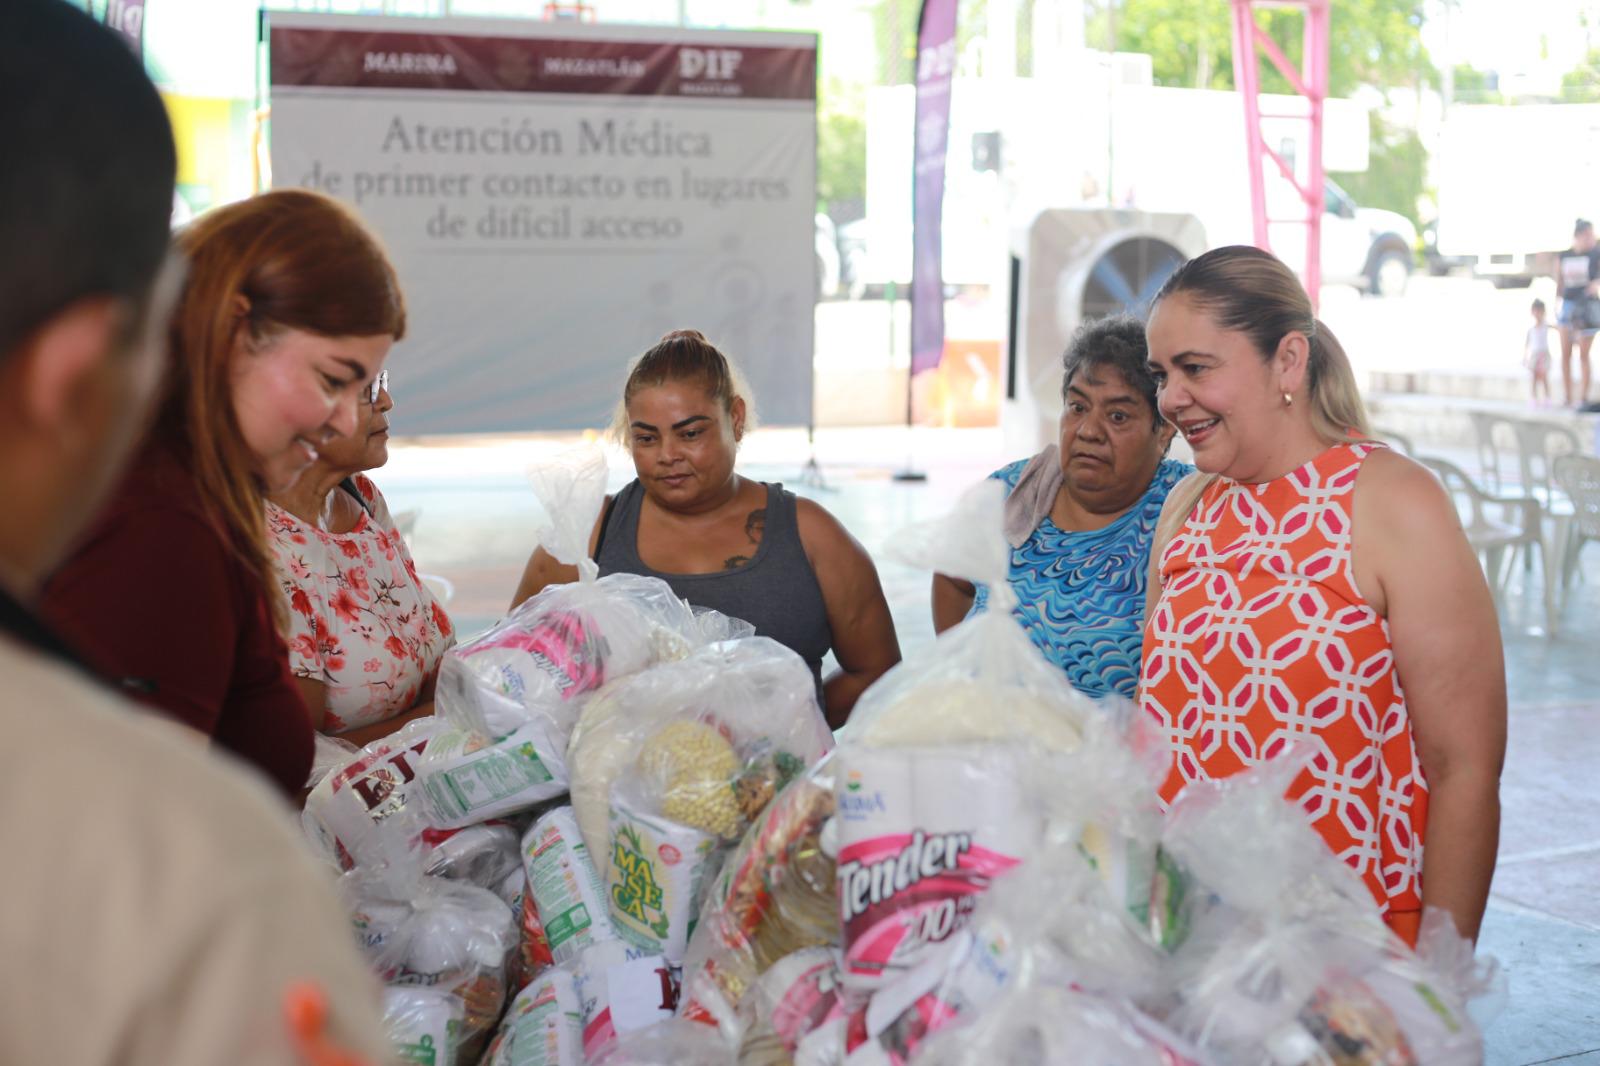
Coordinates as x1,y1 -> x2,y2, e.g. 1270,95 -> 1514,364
510,330 -> 901,728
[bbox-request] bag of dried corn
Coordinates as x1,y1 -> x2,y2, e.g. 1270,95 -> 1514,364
562,637 -> 832,965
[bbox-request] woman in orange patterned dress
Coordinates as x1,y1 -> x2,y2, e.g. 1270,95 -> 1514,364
1139,246 -> 1505,945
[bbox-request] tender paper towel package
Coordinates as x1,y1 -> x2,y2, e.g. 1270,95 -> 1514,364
831,744 -> 1045,995
522,806 -> 617,967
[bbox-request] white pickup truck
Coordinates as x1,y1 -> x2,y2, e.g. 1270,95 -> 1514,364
1435,103 -> 1600,288
844,76 -> 1414,298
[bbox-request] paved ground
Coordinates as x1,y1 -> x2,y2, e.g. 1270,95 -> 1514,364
379,417 -> 1599,1066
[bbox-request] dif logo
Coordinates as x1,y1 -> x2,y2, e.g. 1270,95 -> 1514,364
678,47 -> 743,81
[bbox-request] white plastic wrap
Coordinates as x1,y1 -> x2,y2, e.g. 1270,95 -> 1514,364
573,938 -> 680,1061
481,967 -> 584,1066
908,987 -> 1207,1066
303,717 -> 439,872
678,760 -> 839,1040
434,572 -> 702,747
569,637 -> 832,878
521,805 -> 618,969
342,870 -> 517,1057
839,478 -> 1091,753
590,1018 -> 738,1065
383,986 -> 465,1066
1162,756 -> 1495,1066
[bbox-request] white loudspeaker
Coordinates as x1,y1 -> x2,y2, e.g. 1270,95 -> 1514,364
1003,209 -> 1207,456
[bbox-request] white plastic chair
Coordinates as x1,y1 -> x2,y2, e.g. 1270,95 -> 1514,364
1419,456 -> 1549,625
1552,455 -> 1600,613
1467,410 -> 1522,496
1510,418 -> 1582,518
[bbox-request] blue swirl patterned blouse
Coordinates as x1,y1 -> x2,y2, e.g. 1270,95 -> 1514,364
971,456 -> 1192,700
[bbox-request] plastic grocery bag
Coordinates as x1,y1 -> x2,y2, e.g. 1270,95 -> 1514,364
570,638 -> 831,865
416,448 -> 703,830
383,986 -> 465,1066
342,868 -> 517,1060
839,478 -> 1091,752
1162,756 -> 1497,1066
566,637 -> 833,936
678,759 -> 840,1041
590,1019 -> 737,1065
823,481 -> 1100,999
908,986 -> 1209,1066
303,717 -> 439,872
480,967 -> 584,1066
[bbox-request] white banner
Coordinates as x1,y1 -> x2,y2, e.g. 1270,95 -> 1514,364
267,14 -> 817,434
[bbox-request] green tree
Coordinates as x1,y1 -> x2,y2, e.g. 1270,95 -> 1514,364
818,80 -> 868,209
1330,114 -> 1426,223
1561,49 -> 1600,102
1092,0 -> 1431,227
1450,63 -> 1503,104
1090,0 -> 1428,99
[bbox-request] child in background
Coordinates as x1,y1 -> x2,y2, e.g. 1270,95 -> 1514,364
1526,299 -> 1554,405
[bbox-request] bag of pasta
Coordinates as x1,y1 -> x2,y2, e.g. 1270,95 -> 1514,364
677,757 -> 840,1041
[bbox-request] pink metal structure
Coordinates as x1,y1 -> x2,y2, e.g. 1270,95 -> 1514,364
1230,0 -> 1329,308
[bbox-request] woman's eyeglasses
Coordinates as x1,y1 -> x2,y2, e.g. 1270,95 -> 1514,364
361,370 -> 389,406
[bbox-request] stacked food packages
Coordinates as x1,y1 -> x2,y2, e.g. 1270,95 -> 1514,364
304,470 -> 1500,1066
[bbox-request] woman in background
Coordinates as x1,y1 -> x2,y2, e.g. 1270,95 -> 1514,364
511,329 -> 901,728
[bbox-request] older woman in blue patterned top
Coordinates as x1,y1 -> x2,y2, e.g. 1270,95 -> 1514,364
932,314 -> 1190,699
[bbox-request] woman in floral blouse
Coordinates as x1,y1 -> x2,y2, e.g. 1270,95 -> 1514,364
267,372 -> 453,746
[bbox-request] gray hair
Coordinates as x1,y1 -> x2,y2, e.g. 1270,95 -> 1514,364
1061,313 -> 1160,423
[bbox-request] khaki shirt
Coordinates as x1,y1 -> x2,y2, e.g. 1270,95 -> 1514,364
0,638 -> 393,1065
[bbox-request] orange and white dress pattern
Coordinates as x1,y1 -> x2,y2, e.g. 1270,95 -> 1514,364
1140,442 -> 1427,938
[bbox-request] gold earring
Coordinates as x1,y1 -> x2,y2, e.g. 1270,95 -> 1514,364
1283,392 -> 1294,407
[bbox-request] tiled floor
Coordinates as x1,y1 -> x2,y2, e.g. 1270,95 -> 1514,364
382,425 -> 1599,1066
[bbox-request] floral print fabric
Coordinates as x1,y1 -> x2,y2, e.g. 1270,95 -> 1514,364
268,475 -> 454,734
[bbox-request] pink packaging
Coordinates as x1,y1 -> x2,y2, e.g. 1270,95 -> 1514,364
833,746 -> 1042,995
